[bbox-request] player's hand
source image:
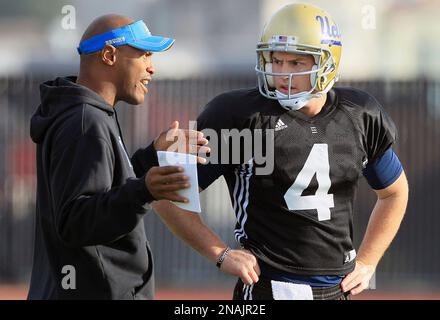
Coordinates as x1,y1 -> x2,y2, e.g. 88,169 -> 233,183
219,249 -> 261,285
340,260 -> 376,295
154,121 -> 210,164
145,166 -> 190,203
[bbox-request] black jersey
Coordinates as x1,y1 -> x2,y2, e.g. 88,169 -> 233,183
197,87 -> 397,276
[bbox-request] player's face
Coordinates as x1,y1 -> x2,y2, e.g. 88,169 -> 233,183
116,46 -> 155,105
271,52 -> 315,95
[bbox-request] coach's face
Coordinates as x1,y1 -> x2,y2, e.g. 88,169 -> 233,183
114,45 -> 155,105
271,51 -> 315,95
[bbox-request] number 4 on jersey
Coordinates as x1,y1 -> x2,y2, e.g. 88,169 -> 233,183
284,143 -> 334,221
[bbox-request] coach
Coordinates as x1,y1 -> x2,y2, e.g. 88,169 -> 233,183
28,14 -> 208,299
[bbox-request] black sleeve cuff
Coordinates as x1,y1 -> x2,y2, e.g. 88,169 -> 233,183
131,141 -> 159,177
143,141 -> 159,167
131,174 -> 155,204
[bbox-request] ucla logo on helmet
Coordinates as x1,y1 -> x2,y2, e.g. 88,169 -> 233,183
315,15 -> 342,46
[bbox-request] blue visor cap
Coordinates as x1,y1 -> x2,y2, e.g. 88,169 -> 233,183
77,20 -> 175,55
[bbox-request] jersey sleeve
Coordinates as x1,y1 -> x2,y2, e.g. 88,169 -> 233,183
363,95 -> 398,163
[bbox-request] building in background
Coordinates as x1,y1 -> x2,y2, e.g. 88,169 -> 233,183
0,0 -> 439,79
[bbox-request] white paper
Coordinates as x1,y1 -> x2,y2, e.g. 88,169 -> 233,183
157,151 -> 201,213
271,280 -> 313,300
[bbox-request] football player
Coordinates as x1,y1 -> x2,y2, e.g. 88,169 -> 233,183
152,3 -> 408,300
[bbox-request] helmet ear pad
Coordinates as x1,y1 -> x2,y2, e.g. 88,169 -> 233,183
265,63 -> 274,87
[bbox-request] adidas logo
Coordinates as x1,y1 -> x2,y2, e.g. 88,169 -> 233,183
275,119 -> 288,131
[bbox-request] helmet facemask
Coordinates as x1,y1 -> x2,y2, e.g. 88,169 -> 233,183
256,39 -> 337,110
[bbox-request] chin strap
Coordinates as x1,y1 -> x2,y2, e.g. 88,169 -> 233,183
275,90 -> 322,111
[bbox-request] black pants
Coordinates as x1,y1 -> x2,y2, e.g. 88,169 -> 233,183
233,277 -> 350,300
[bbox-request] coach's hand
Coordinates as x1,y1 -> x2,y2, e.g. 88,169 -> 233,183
145,166 -> 190,203
220,249 -> 261,285
340,260 -> 376,295
154,121 -> 210,164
